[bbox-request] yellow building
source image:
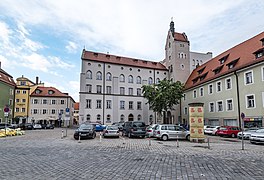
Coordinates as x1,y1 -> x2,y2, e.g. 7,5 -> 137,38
14,76 -> 43,123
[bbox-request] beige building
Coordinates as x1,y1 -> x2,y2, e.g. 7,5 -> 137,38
182,32 -> 264,128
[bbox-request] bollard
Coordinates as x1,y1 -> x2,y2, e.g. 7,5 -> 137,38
99,132 -> 102,143
122,137 -> 125,145
78,132 -> 81,143
61,130 -> 64,139
149,135 -> 151,146
207,137 -> 210,149
176,136 -> 179,148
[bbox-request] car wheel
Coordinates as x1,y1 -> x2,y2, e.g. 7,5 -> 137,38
74,136 -> 78,140
186,135 -> 190,141
92,133 -> 96,139
231,134 -> 235,138
141,136 -> 145,139
161,135 -> 168,141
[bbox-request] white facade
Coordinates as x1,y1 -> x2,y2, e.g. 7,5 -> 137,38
79,53 -> 168,125
190,51 -> 212,71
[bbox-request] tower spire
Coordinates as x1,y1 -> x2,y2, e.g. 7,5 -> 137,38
170,17 -> 175,35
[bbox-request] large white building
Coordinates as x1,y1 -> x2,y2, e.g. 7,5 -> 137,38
79,51 -> 168,125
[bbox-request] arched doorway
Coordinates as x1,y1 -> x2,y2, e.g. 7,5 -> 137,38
164,111 -> 172,124
128,114 -> 134,121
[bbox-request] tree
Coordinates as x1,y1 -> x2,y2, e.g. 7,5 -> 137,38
142,79 -> 184,123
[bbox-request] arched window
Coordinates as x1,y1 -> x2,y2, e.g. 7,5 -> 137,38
97,114 -> 101,121
136,76 -> 141,84
137,115 -> 142,121
86,114 -> 91,121
148,77 -> 153,85
149,115 -> 153,124
120,114 -> 125,122
128,75 -> 133,83
86,70 -> 92,79
120,74 -> 125,82
185,54 -> 187,59
156,78 -> 160,84
96,71 -> 102,80
106,72 -> 112,81
106,114 -> 111,122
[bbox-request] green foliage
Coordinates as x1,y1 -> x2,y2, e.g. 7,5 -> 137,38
142,79 -> 184,114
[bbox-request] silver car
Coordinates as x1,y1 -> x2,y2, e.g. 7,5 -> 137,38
154,124 -> 190,141
249,128 -> 264,144
237,128 -> 259,140
103,125 -> 120,138
146,124 -> 158,137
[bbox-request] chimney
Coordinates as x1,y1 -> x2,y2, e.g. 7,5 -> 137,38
36,76 -> 39,84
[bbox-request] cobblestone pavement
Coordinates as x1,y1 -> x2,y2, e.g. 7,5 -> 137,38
0,128 -> 263,180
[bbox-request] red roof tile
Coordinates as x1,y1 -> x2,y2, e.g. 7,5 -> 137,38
185,31 -> 264,90
82,51 -> 167,70
174,32 -> 188,42
31,86 -> 69,98
0,68 -> 16,87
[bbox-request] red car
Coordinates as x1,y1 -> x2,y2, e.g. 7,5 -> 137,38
216,126 -> 240,138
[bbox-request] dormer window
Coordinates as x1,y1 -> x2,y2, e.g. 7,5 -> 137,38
253,47 -> 264,59
192,77 -> 199,84
197,66 -> 206,75
20,81 -> 26,86
199,72 -> 208,81
226,58 -> 239,69
48,90 -> 54,95
261,38 -> 264,46
36,89 -> 41,94
219,54 -> 229,64
213,65 -> 224,75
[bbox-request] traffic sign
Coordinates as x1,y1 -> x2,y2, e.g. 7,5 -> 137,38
4,112 -> 9,117
4,106 -> 9,113
65,108 -> 70,112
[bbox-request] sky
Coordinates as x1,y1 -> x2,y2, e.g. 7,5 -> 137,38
0,0 -> 264,102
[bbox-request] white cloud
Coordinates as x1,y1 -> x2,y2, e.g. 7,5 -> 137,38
66,41 -> 78,53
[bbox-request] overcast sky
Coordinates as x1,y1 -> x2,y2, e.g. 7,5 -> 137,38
0,0 -> 263,101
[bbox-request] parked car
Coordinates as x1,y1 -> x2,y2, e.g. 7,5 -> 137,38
217,126 -> 240,138
0,123 -> 12,129
90,123 -> 106,132
46,124 -> 54,129
33,124 -> 42,130
237,127 -> 259,140
103,125 -> 120,138
146,124 -> 158,137
212,126 -> 220,135
122,121 -> 146,138
74,123 -> 96,140
112,122 -> 124,131
249,128 -> 264,144
153,124 -> 190,141
204,126 -> 220,135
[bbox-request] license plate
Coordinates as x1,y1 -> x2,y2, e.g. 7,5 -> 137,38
81,134 -> 87,136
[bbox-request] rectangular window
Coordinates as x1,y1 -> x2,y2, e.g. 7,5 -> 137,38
16,90 -> 20,94
216,81 -> 222,92
22,108 -> 26,112
16,99 -> 19,103
226,78 -> 232,90
22,90 -> 27,94
137,102 -> 142,110
33,99 -> 38,104
137,88 -> 141,96
9,99 -> 13,106
120,87 -> 125,95
61,100 -> 65,104
246,94 -> 255,108
183,94 -> 186,101
184,107 -> 188,115
86,84 -> 92,93
52,100 -> 56,104
42,99 -> 47,104
43,109 -> 47,114
106,86 -> 111,94
86,99 -> 91,109
10,89 -> 13,95
51,109 -> 56,114
120,101 -> 125,109
15,108 -> 19,112
97,85 -> 102,93
217,101 -> 223,112
208,84 -> 213,94
209,102 -> 214,112
262,67 -> 264,81
226,99 -> 233,111
245,71 -> 253,84
106,100 -> 111,109
22,99 -> 26,103
20,81 -> 26,86
128,88 -> 133,95
200,87 -> 204,97
193,90 -> 197,98
96,100 -> 102,109
33,109 -> 38,114
129,101 -> 133,109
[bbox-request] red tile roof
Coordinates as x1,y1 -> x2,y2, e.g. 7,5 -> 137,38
74,102 -> 79,110
82,51 -> 167,70
185,31 -> 264,90
174,32 -> 188,42
0,68 -> 16,87
31,86 -> 69,98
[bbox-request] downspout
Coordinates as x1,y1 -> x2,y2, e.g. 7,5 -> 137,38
234,71 -> 242,129
154,69 -> 156,124
103,63 -> 105,125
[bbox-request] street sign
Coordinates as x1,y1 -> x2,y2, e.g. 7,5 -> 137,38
65,108 -> 70,112
241,112 -> 245,119
4,106 -> 9,113
4,112 -> 9,117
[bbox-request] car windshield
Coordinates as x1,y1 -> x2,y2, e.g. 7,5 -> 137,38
79,124 -> 93,130
220,127 -> 227,130
133,122 -> 145,127
255,129 -> 264,133
107,126 -> 119,130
